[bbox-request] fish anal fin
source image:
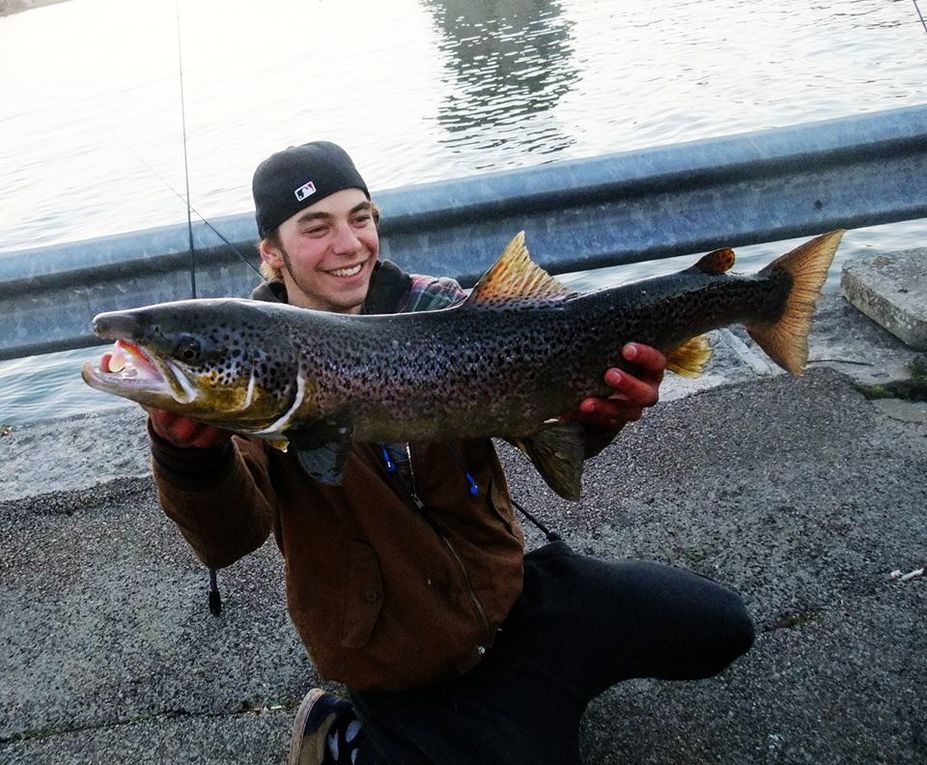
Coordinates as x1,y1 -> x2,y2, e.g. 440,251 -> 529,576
511,421 -> 586,501
666,335 -> 713,378
693,247 -> 736,275
746,230 -> 844,375
466,232 -> 576,308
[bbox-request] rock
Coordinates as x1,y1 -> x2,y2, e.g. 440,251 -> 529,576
841,248 -> 927,350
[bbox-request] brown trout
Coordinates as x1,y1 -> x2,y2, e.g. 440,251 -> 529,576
81,230 -> 843,499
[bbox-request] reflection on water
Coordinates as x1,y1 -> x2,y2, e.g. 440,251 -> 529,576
425,0 -> 577,156
1,0 -> 924,252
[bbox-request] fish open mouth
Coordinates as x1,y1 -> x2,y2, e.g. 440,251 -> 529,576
81,340 -> 198,404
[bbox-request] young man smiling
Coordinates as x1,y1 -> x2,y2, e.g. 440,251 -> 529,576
257,187 -> 379,313
147,141 -> 753,764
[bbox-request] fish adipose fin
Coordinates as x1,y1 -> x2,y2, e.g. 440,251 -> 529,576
465,232 -> 577,308
288,415 -> 355,485
665,335 -> 713,378
511,421 -> 587,501
693,247 -> 736,274
746,230 -> 845,375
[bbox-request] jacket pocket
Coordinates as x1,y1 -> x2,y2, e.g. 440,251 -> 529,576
339,541 -> 384,649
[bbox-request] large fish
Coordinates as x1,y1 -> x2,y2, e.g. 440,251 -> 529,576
82,230 -> 843,500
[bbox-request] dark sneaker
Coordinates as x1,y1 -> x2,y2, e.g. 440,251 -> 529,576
288,689 -> 365,765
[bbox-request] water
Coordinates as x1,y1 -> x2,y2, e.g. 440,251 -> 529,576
1,0 -> 925,425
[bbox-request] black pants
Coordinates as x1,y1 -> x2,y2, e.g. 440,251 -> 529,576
352,542 -> 754,765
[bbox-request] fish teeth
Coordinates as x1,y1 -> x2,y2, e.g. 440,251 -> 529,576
108,350 -> 126,373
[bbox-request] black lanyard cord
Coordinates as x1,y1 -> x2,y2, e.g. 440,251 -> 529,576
510,496 -> 563,543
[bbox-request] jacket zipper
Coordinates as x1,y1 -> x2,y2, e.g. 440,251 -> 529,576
385,443 -> 492,640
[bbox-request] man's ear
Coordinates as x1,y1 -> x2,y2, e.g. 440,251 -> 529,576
258,238 -> 285,269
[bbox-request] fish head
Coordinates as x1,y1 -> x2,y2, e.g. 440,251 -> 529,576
81,298 -> 306,434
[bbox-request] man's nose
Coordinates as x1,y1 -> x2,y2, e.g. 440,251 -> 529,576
331,222 -> 361,254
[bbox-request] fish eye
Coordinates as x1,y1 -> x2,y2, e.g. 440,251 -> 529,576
175,336 -> 202,364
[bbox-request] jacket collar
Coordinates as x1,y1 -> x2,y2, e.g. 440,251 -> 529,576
250,260 -> 412,315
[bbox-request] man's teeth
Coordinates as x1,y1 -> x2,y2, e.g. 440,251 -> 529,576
329,263 -> 363,278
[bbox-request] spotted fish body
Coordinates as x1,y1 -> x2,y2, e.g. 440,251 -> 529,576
82,230 -> 843,499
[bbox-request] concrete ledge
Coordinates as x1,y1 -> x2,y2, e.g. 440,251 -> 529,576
841,248 -> 927,350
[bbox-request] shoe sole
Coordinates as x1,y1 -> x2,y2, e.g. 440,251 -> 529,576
288,688 -> 330,765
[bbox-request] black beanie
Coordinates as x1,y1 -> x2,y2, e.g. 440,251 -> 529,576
252,141 -> 370,238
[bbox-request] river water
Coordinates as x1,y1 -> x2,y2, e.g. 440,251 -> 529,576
1,0 -> 925,425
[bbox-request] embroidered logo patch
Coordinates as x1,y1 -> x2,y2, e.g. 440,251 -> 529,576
294,181 -> 317,201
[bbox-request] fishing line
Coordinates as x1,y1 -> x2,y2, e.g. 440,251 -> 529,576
108,128 -> 261,279
914,0 -> 927,36
109,1 -> 262,283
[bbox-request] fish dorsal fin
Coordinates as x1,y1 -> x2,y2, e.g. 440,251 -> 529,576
465,232 -> 575,308
693,248 -> 736,275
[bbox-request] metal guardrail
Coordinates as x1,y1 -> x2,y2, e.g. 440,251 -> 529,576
1,103 -> 926,361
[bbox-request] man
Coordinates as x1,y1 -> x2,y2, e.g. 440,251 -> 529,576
147,142 -> 753,764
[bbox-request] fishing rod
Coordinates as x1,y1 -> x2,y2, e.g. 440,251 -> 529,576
175,0 -> 196,300
166,2 -> 260,281
164,6 -> 560,612
174,0 -> 235,617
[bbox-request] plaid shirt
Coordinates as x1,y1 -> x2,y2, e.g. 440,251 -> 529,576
381,272 -> 468,475
400,274 -> 467,313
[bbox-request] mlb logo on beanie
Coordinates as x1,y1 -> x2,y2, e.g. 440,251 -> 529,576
295,181 -> 317,202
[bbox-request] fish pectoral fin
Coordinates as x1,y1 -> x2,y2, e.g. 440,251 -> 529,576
464,232 -> 577,308
294,444 -> 351,485
287,415 -> 355,485
511,421 -> 587,501
666,334 -> 713,378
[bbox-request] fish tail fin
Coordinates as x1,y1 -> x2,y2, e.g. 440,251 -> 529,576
511,421 -> 587,501
746,230 -> 844,375
666,334 -> 713,378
